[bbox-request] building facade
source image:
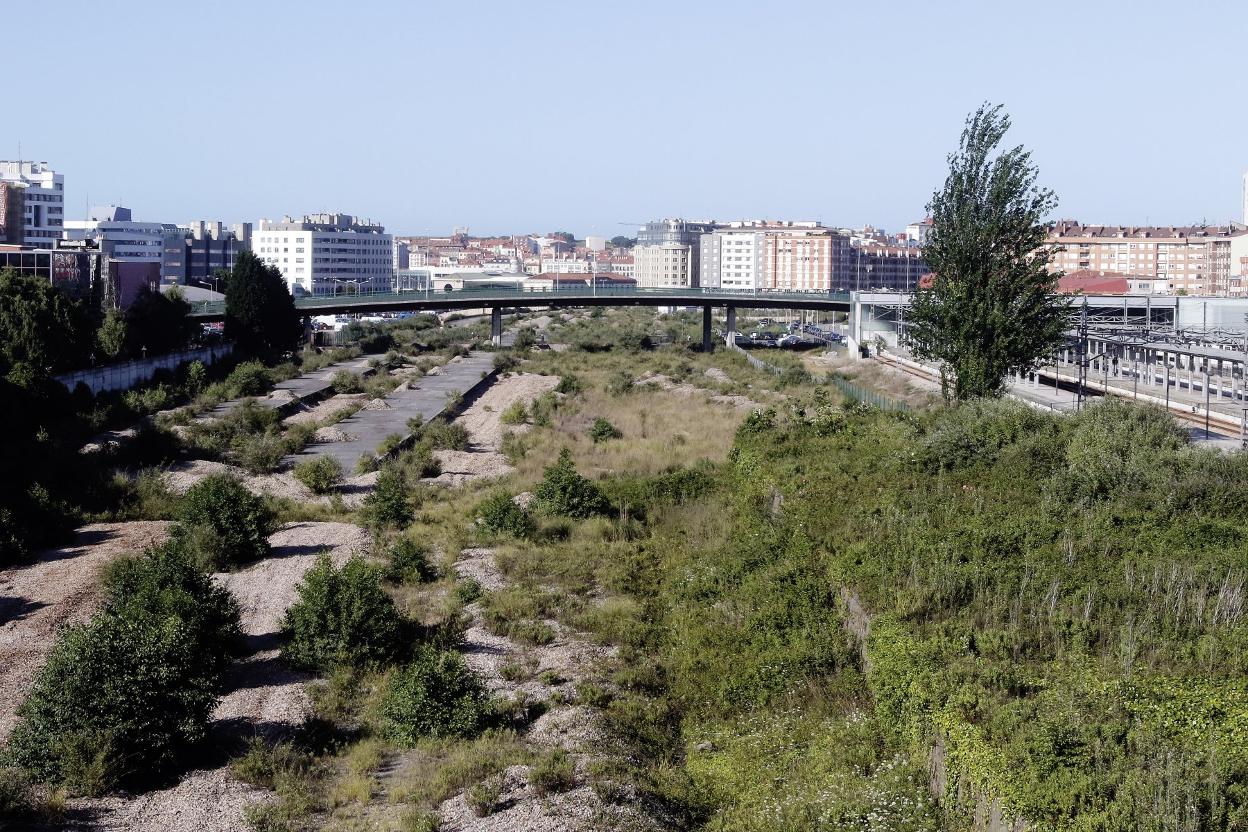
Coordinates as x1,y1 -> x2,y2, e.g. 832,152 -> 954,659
164,221 -> 253,288
0,183 -> 24,245
1048,221 -> 1247,296
0,161 -> 64,247
256,214 -> 393,295
700,228 -> 765,290
634,218 -> 716,288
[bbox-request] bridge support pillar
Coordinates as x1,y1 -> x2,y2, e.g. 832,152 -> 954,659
725,305 -> 738,347
702,306 -> 713,352
490,306 -> 503,347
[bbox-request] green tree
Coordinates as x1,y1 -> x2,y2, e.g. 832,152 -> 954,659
608,235 -> 635,249
0,268 -> 94,380
534,448 -> 610,518
95,310 -> 129,361
223,251 -> 303,357
125,286 -> 196,356
908,104 -> 1067,400
363,466 -> 414,529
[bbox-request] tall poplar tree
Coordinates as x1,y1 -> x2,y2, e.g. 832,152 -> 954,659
909,104 -> 1067,400
223,251 -> 303,357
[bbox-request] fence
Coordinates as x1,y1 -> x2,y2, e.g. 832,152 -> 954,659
731,342 -> 910,412
55,342 -> 235,395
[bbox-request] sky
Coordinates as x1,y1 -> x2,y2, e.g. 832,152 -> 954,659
10,0 -> 1248,237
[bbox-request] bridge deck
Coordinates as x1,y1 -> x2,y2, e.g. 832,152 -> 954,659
189,287 -> 853,321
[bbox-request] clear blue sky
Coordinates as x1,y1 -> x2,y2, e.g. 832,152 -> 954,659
12,0 -> 1248,237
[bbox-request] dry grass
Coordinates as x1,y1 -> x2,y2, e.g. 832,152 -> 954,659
804,347 -> 941,408
386,731 -> 532,808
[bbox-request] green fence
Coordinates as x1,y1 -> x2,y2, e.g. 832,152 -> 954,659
826,374 -> 911,412
732,344 -> 911,412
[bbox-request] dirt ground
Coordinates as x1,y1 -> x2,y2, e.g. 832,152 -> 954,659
425,373 -> 560,487
0,522 -> 173,743
162,459 -> 377,508
804,349 -> 942,405
634,371 -> 761,410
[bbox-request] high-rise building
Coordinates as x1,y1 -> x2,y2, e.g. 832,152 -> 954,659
634,218 -> 716,288
1048,221 -> 1248,296
64,205 -> 171,265
256,213 -> 393,295
700,227 -> 765,290
0,161 -> 64,247
0,183 -> 25,245
165,221 -> 253,288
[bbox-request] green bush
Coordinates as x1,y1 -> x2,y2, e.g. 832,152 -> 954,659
604,371 -> 634,396
280,554 -> 405,672
916,398 -> 1056,472
385,537 -> 436,584
466,777 -> 502,817
232,431 -> 287,474
529,749 -> 575,795
735,407 -> 775,437
418,418 -> 470,450
1061,398 -> 1188,501
293,456 -> 343,495
175,474 -> 275,569
535,449 -> 610,518
589,417 -> 622,443
330,370 -> 364,394
8,540 -> 240,794
474,492 -> 535,539
500,400 -> 527,425
555,373 -> 582,395
376,432 -> 405,457
227,361 -> 271,397
380,647 -> 487,744
529,391 -> 558,427
363,466 -> 414,529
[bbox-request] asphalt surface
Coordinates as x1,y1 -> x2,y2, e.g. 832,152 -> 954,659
287,351 -> 497,470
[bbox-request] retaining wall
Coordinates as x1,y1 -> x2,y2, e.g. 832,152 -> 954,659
55,343 -> 235,395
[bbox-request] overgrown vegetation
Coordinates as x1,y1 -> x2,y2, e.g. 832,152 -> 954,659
174,473 -> 275,569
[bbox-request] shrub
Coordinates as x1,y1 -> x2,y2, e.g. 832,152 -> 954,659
555,373 -> 582,395
175,474 -> 274,569
454,577 -> 484,605
232,431 -> 287,474
735,408 -> 775,437
227,361 -> 271,397
605,371 -> 634,396
1061,398 -> 1188,501
500,400 -> 527,425
376,433 -> 405,457
529,392 -> 558,427
493,352 -> 520,373
363,466 -> 414,528
386,537 -> 436,584
281,554 -> 405,672
293,456 -> 343,495
418,418 -> 470,450
466,777 -> 502,817
8,541 -> 240,793
330,370 -> 364,394
474,492 -> 535,539
589,417 -> 622,443
529,749 -> 575,796
380,647 -> 488,744
534,449 -> 610,518
916,398 -> 1055,472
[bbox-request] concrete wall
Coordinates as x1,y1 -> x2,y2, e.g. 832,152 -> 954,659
55,342 -> 235,395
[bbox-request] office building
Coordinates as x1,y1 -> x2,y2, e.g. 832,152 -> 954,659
0,161 -> 64,247
1048,221 -> 1248,296
0,245 -> 98,298
256,213 -> 393,295
0,183 -> 24,245
634,218 -> 716,288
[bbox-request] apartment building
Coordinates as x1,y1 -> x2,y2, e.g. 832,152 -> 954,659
764,225 -> 841,291
1048,221 -> 1248,296
700,227 -> 765,290
633,218 -> 716,288
839,243 -> 927,292
0,161 -> 64,247
256,213 -> 393,295
165,221 -> 253,288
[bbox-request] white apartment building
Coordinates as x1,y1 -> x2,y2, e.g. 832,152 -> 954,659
256,214 -> 393,295
63,205 -> 175,266
0,161 -> 64,246
540,257 -> 590,274
700,229 -> 766,290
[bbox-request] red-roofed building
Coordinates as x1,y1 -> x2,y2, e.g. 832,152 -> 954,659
1057,269 -> 1169,296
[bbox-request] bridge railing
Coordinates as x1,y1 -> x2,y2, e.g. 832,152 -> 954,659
189,286 -> 854,317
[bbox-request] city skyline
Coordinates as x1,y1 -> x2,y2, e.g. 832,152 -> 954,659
8,0 -> 1248,236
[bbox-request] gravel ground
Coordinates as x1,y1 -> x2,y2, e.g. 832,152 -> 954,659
67,522 -> 371,831
163,459 -> 317,503
282,393 -> 368,427
634,371 -> 760,410
423,548 -> 664,832
0,521 -> 173,743
422,373 -> 560,486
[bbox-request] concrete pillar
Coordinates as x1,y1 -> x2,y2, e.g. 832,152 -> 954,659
490,306 -> 502,347
702,305 -> 713,353
726,305 -> 738,348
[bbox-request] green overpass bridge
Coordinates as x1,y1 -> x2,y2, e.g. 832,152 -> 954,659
189,286 -> 853,350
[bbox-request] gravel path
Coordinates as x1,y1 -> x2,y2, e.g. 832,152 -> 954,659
424,373 -> 560,487
0,521 -> 173,742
